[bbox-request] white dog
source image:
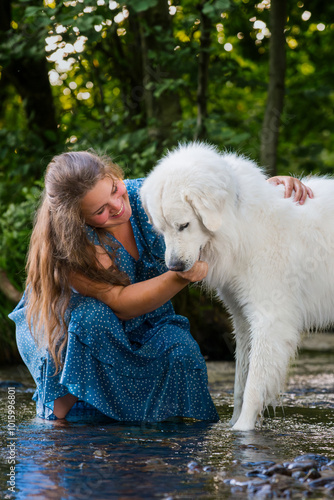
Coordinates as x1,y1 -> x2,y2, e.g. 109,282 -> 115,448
140,142 -> 334,431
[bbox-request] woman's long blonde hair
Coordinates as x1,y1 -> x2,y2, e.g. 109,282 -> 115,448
26,151 -> 130,372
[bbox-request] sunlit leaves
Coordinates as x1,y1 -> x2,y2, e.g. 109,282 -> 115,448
1,0 -> 334,182
175,30 -> 190,43
298,62 -> 315,75
301,10 -> 311,21
44,0 -> 56,8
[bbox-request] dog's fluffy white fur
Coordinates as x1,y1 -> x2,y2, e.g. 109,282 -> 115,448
140,142 -> 334,431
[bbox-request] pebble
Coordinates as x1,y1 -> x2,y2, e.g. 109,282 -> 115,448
221,453 -> 334,497
93,449 -> 108,458
263,464 -> 290,477
184,454 -> 334,496
308,476 -> 334,488
187,461 -> 202,473
303,468 -> 321,480
287,460 -> 317,471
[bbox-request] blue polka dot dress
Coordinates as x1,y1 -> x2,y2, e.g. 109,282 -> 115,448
9,179 -> 219,423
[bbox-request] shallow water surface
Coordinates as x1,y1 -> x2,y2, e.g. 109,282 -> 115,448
0,339 -> 333,499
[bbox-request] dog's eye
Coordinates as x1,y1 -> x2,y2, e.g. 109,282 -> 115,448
179,223 -> 189,231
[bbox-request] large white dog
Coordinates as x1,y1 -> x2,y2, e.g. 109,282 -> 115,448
140,142 -> 334,431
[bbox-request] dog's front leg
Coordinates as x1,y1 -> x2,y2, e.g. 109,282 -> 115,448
232,317 -> 299,431
229,312 -> 251,426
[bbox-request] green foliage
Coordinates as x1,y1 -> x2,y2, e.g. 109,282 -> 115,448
0,182 -> 42,289
202,0 -> 232,19
0,291 -> 21,364
0,1 -> 50,65
125,0 -> 159,13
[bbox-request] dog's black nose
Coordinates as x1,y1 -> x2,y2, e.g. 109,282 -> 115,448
168,259 -> 186,272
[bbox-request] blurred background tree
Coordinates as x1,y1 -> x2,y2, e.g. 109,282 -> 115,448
0,0 -> 333,363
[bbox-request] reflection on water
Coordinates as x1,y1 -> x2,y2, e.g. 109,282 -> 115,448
0,346 -> 333,499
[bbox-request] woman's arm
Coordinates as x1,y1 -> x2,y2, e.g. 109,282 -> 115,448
70,261 -> 208,321
267,175 -> 314,204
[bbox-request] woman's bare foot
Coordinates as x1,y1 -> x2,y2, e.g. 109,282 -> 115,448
53,393 -> 78,419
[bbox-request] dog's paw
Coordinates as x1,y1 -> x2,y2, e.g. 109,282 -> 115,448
231,418 -> 256,432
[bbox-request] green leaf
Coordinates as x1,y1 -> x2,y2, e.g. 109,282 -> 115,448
126,0 -> 158,13
24,6 -> 45,17
215,0 -> 231,10
203,0 -> 231,17
202,4 -> 215,16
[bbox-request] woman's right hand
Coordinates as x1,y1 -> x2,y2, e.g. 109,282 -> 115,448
71,260 -> 209,321
175,261 -> 208,283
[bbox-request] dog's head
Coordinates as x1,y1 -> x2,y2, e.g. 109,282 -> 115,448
140,142 -> 234,271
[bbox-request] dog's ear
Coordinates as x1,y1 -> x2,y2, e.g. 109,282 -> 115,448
182,186 -> 226,232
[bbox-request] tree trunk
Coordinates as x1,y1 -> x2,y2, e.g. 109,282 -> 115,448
100,11 -> 146,126
194,1 -> 211,141
6,58 -> 58,145
260,0 -> 287,176
138,0 -> 182,144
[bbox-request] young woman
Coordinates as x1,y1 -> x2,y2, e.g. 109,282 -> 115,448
9,151 -> 312,422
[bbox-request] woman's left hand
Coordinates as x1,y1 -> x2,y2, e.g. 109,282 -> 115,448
267,176 -> 314,205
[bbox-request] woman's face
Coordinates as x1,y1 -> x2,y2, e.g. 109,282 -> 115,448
80,177 -> 132,231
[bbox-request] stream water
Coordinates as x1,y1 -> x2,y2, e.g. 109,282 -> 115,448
0,334 -> 333,499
